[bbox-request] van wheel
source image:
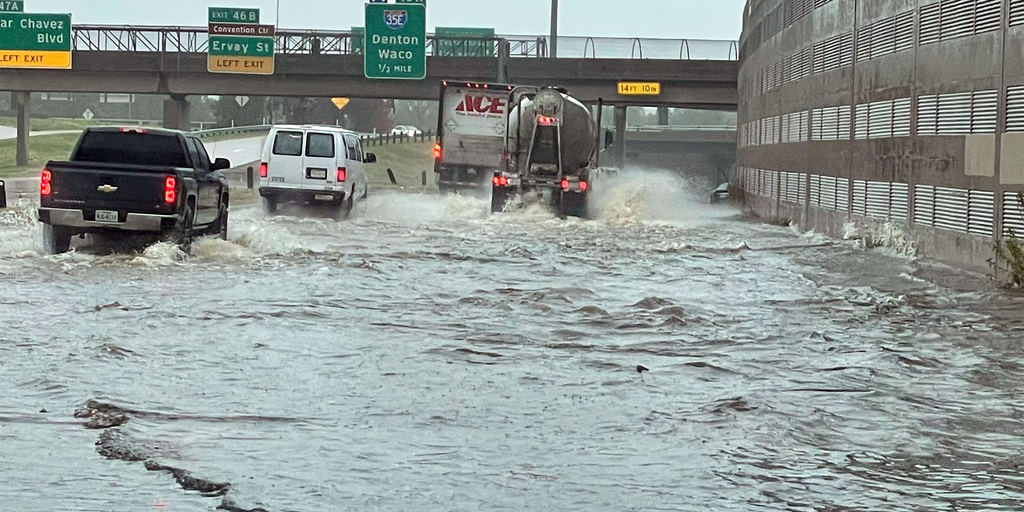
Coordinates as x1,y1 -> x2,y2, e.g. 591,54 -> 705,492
261,197 -> 277,216
334,195 -> 354,221
42,224 -> 72,255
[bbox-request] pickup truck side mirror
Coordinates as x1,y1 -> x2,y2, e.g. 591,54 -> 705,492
364,153 -> 377,164
212,158 -> 231,171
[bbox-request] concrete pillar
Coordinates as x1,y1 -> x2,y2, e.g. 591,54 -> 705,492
13,92 -> 30,167
497,38 -> 510,83
163,95 -> 191,131
614,105 -> 627,169
657,106 -> 670,126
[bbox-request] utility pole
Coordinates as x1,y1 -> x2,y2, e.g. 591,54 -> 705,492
276,0 -> 281,28
550,0 -> 558,58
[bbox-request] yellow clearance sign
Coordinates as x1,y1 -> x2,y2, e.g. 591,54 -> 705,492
618,82 -> 661,96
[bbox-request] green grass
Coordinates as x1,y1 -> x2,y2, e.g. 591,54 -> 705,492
0,133 -> 81,178
364,141 -> 436,192
0,117 -> 112,132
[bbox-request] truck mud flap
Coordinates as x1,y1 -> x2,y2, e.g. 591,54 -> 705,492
558,191 -> 588,219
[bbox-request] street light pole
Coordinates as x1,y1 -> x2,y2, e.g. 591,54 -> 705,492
276,0 -> 281,28
550,0 -> 558,58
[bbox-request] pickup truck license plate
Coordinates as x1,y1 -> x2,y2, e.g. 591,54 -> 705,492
314,194 -> 334,201
308,168 -> 327,179
95,210 -> 118,223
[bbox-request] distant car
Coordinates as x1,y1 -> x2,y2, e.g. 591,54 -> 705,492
259,125 -> 375,218
390,125 -> 422,137
710,182 -> 730,204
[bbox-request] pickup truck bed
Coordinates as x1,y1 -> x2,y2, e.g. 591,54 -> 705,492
38,127 -> 231,254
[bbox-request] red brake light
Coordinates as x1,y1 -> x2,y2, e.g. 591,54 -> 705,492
259,162 -> 268,178
538,116 -> 557,125
493,176 -> 500,186
164,176 -> 177,204
561,179 -> 570,190
337,168 -> 347,182
41,169 -> 52,196
433,143 -> 442,160
579,181 -> 588,191
120,127 -> 147,134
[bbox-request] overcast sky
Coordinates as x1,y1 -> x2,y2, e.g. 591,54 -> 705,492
31,0 -> 745,40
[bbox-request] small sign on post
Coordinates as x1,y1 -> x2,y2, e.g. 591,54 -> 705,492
0,1 -> 25,12
236,95 -> 250,107
82,109 -> 94,120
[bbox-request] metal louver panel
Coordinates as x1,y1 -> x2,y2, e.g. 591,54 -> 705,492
975,0 -> 1002,34
855,104 -> 869,139
933,186 -> 970,233
810,175 -> 821,205
920,0 -> 1002,46
1011,0 -> 1024,26
893,98 -> 912,136
915,185 -> 935,226
920,3 -> 942,45
917,89 -> 998,135
943,0 -> 975,41
813,32 -> 854,74
764,6 -> 783,41
853,180 -> 868,216
822,176 -> 838,210
892,183 -> 910,221
815,0 -> 835,7
866,181 -> 891,219
968,190 -> 995,236
836,178 -> 851,211
1004,192 -> 1024,236
895,11 -> 915,53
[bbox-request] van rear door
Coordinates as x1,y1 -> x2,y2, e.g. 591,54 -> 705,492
304,131 -> 338,192
267,130 -> 304,185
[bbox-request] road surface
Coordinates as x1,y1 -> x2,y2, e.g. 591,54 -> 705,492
1,173 -> 1023,511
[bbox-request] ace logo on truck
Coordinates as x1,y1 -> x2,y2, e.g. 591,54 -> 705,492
455,95 -> 507,117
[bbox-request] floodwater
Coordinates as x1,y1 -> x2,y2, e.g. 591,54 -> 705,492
1,172 -> 1024,512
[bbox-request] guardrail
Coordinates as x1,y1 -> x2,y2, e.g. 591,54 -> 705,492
361,131 -> 436,146
70,25 -> 739,61
627,125 -> 738,132
191,125 -> 271,140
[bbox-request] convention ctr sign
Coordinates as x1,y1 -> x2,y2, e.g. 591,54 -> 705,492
208,7 -> 275,75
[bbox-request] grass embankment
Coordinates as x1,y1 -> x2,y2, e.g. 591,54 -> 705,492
364,141 -> 436,192
0,133 -> 81,178
0,117 -> 109,132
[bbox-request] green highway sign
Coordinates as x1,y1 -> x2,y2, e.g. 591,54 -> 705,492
208,7 -> 259,24
395,0 -> 426,3
0,1 -> 25,12
435,27 -> 495,57
0,12 -> 72,69
364,2 -> 426,80
207,6 -> 274,75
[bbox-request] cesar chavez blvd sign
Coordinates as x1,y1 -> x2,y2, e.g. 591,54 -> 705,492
364,1 -> 426,80
208,7 -> 275,75
0,11 -> 72,69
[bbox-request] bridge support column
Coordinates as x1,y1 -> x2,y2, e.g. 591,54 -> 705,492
657,107 -> 670,126
13,92 -> 30,167
614,105 -> 627,168
163,95 -> 191,131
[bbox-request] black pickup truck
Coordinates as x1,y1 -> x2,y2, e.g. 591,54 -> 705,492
38,127 -> 231,254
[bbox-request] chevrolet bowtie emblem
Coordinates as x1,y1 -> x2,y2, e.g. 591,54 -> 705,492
97,184 -> 119,193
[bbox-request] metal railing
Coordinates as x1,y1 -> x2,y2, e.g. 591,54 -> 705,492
191,124 -> 272,140
70,25 -> 738,61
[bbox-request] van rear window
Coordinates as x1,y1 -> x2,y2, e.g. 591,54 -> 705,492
273,131 -> 303,156
306,133 -> 335,158
72,132 -> 190,167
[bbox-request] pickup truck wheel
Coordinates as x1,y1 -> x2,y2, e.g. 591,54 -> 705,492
166,204 -> 195,248
42,224 -> 72,255
215,204 -> 229,240
261,197 -> 277,216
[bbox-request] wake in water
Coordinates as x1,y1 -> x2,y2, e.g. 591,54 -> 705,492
589,167 -> 737,224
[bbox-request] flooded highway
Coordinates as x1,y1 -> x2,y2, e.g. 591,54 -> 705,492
2,173 -> 1024,511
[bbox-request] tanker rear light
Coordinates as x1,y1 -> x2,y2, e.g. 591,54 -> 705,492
492,175 -> 510,187
433,143 -> 442,160
538,116 -> 558,125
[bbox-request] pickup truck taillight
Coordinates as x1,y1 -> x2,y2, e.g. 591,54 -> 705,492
337,168 -> 347,182
259,162 -> 268,178
40,169 -> 52,196
164,176 -> 177,204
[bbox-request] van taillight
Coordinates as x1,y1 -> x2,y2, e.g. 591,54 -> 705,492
259,162 -> 268,178
164,176 -> 177,204
337,168 -> 347,182
561,179 -> 570,190
433,144 -> 442,160
41,169 -> 52,196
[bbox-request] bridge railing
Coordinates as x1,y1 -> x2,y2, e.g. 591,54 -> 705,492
70,25 -> 738,60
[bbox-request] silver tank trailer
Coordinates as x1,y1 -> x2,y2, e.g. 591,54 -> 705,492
507,89 -> 598,176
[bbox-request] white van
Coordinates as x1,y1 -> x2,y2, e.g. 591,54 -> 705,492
258,125 -> 375,216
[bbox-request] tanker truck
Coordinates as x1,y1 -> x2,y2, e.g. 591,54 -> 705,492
490,86 -> 615,218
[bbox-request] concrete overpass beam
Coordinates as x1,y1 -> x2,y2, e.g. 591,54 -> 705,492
13,92 -> 30,167
657,107 -> 670,126
614,105 -> 627,168
163,94 -> 191,131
